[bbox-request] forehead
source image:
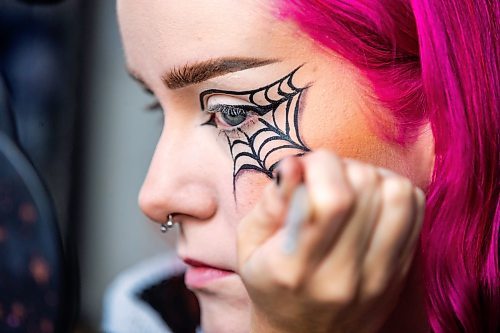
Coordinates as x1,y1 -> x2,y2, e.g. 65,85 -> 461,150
117,0 -> 291,79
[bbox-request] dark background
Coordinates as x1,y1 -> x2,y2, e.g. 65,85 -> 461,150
0,1 -> 170,332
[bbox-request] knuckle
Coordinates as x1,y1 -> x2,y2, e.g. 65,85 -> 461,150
382,177 -> 414,204
313,148 -> 336,159
358,166 -> 379,188
306,149 -> 339,166
332,190 -> 355,214
320,264 -> 359,303
274,272 -> 303,291
362,270 -> 389,300
327,278 -> 358,304
414,187 -> 426,209
347,163 -> 379,191
315,188 -> 354,219
267,261 -> 303,291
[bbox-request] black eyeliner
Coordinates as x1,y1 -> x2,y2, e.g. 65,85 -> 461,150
198,65 -> 311,194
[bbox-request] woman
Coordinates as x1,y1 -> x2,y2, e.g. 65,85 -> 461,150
116,0 -> 498,332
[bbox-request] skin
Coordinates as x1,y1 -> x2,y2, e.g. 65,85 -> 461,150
117,0 -> 434,332
201,65 -> 312,193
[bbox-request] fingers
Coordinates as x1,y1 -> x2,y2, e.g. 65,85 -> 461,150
361,176 -> 417,297
359,173 -> 425,302
338,159 -> 382,258
239,151 -> 356,290
238,149 -> 426,306
307,159 -> 382,300
296,151 -> 354,266
237,156 -> 303,267
397,186 -> 425,274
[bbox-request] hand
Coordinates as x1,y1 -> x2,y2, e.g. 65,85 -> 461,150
237,150 -> 425,333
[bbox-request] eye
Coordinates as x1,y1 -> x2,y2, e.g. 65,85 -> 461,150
208,104 -> 257,129
203,95 -> 262,132
219,105 -> 247,126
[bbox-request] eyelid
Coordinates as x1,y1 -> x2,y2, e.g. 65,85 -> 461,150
206,103 -> 259,114
204,94 -> 253,110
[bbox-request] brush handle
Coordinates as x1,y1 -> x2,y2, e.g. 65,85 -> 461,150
283,184 -> 310,254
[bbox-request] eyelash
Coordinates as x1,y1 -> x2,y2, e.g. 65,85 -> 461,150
143,99 -> 260,136
145,100 -> 162,112
206,104 -> 259,135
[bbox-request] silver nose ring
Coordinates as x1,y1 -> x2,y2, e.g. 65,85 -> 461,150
161,214 -> 175,233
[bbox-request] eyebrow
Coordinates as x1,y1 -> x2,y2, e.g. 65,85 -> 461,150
163,57 -> 278,89
127,57 -> 278,93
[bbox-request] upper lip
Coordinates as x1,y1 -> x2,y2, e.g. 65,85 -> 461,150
181,257 -> 235,272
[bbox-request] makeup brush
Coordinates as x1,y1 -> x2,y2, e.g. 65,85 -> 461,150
283,184 -> 310,254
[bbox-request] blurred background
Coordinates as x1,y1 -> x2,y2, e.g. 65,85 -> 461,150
0,0 -> 175,332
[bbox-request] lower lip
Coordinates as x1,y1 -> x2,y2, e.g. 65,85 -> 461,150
185,266 -> 234,288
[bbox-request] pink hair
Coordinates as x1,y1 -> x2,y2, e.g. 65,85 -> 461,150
278,0 -> 499,332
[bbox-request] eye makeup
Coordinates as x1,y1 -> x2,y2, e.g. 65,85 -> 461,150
199,65 -> 312,194
204,104 -> 263,134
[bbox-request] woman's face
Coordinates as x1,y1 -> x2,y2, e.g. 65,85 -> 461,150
118,0 -> 433,332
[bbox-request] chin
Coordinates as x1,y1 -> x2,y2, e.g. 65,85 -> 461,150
196,286 -> 251,333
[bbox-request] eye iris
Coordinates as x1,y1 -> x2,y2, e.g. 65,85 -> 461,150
221,108 -> 247,126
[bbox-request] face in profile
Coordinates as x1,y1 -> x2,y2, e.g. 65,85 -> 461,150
117,0 -> 433,332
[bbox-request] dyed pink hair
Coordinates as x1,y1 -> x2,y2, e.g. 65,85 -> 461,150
278,0 -> 499,332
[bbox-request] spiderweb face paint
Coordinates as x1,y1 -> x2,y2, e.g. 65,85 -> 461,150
200,66 -> 311,192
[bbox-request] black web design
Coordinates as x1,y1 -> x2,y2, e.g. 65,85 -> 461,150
200,66 -> 311,192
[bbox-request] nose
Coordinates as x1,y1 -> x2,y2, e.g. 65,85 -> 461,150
138,121 -> 218,224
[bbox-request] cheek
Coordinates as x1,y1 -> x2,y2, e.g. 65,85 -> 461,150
232,172 -> 271,218
302,101 -> 379,159
300,76 -> 398,166
299,83 -> 415,178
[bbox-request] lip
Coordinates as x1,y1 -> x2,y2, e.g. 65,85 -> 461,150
182,257 -> 235,289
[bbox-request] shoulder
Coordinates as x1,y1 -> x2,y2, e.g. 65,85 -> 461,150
102,253 -> 200,333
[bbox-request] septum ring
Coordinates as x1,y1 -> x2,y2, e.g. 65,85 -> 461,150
161,214 -> 176,233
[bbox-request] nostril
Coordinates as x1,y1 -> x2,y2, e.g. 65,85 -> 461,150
160,214 -> 177,233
